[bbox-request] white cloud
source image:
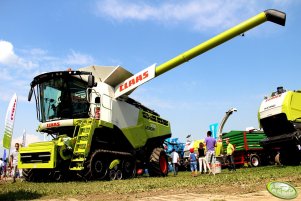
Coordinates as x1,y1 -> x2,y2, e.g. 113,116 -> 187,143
0,40 -> 96,102
0,133 -> 42,154
64,50 -> 95,66
11,133 -> 42,148
95,0 -> 249,31
95,0 -> 297,31
0,40 -> 38,69
0,40 -> 15,62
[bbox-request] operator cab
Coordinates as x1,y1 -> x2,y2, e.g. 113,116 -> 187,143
28,71 -> 93,123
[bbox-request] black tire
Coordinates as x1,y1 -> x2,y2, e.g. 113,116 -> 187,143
279,148 -> 301,166
22,169 -> 34,182
250,154 -> 261,167
22,169 -> 49,182
116,170 -> 122,180
148,147 -> 168,177
108,169 -> 116,180
122,159 -> 136,179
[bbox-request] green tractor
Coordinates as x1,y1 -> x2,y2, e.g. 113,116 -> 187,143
19,9 -> 286,181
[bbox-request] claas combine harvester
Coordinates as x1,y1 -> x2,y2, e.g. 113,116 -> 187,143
19,9 -> 286,181
259,87 -> 301,165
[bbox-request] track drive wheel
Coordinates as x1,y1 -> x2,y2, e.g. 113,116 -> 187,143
250,154 -> 261,167
84,150 -> 108,180
148,147 -> 168,177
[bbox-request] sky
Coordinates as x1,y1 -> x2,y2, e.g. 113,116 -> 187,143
1,0 -> 301,156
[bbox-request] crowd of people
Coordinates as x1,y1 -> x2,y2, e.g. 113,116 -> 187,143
0,142 -> 22,182
170,131 -> 236,177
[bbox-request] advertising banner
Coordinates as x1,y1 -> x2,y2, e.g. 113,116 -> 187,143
2,93 -> 18,149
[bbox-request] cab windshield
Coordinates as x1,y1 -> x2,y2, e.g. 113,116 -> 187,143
37,76 -> 89,122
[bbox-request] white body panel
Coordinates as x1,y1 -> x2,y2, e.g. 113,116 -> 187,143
111,100 -> 140,129
259,92 -> 287,119
89,82 -> 114,124
39,119 -> 74,130
89,82 -> 140,129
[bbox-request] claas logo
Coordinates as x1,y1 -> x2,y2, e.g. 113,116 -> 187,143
119,70 -> 149,92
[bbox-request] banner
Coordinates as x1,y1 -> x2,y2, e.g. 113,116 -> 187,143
209,123 -> 219,139
2,93 -> 18,149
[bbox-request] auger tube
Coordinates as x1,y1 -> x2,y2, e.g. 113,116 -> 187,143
155,9 -> 286,77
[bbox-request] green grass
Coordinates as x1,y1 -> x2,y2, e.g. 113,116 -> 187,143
1,165 -> 301,201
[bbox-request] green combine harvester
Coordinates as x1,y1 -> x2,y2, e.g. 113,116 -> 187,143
19,9 -> 286,181
259,87 -> 301,165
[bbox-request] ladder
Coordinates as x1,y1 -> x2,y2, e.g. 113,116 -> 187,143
69,118 -> 96,171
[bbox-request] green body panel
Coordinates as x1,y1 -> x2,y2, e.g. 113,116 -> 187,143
19,118 -> 110,171
155,12 -> 268,77
19,141 -> 57,169
222,130 -> 266,152
281,91 -> 301,122
122,110 -> 171,149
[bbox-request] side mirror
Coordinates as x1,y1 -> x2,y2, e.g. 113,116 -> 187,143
88,75 -> 95,88
86,88 -> 91,103
28,88 -> 33,101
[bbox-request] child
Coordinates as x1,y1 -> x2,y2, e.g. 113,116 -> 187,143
189,148 -> 198,177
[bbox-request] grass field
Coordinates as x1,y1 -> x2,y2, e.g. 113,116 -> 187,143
1,165 -> 301,201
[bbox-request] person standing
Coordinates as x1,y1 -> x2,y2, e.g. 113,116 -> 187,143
198,142 -> 210,174
170,149 -> 180,176
205,131 -> 216,175
226,138 -> 236,171
10,143 -> 20,183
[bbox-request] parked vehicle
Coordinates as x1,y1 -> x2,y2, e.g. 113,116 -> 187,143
19,9 -> 286,181
258,87 -> 301,165
221,130 -> 277,167
164,138 -> 187,170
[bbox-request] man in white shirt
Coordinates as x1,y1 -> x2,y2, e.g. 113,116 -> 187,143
10,143 -> 20,183
170,149 -> 180,176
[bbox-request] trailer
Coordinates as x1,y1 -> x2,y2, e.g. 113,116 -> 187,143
222,130 -> 277,167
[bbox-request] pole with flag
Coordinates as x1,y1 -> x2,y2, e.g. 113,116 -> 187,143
2,93 -> 18,170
